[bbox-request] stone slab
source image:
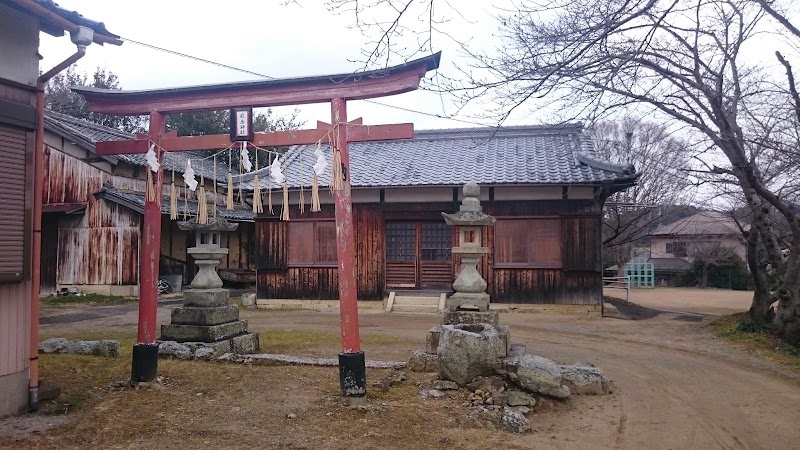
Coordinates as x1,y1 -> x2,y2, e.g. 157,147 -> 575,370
231,333 -> 261,354
161,320 -> 247,343
425,325 -> 444,354
171,305 -> 240,325
498,325 -> 511,357
440,309 -> 499,327
183,288 -> 229,307
446,292 -> 490,312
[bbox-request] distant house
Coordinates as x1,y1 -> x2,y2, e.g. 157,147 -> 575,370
648,211 -> 746,285
0,0 -> 118,418
41,111 -> 255,296
246,124 -> 639,306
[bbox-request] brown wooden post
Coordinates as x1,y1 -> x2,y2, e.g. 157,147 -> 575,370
331,98 -> 366,403
131,111 -> 165,382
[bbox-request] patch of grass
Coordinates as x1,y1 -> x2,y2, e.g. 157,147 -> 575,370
712,314 -> 800,372
261,329 -> 407,354
41,293 -> 135,305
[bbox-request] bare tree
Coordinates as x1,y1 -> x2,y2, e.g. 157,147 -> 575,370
687,242 -> 738,288
319,0 -> 800,340
591,118 -> 694,275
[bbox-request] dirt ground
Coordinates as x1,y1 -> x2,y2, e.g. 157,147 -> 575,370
604,286 -> 754,315
2,290 -> 799,449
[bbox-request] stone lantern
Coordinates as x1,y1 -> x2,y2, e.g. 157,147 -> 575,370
160,192 -> 259,356
180,212 -> 237,290
442,182 -> 496,311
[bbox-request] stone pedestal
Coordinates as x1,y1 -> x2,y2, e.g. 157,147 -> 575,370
446,292 -> 490,312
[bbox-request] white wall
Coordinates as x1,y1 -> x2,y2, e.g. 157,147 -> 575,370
0,4 -> 39,86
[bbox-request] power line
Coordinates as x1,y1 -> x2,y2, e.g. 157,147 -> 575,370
119,36 -> 491,127
121,37 -> 272,80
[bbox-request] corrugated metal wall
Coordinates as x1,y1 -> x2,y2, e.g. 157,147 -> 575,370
0,281 -> 31,377
0,81 -> 34,378
44,149 -> 141,286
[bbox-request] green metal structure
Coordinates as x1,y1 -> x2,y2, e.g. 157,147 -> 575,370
624,253 -> 655,288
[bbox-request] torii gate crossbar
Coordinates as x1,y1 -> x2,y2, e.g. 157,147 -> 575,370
74,52 -> 441,403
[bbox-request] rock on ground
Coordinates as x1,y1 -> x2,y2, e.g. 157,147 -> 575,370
500,408 -> 530,433
193,347 -> 216,360
39,338 -> 120,357
407,349 -> 439,373
437,324 -> 502,386
157,341 -> 192,359
559,365 -> 612,395
433,380 -> 460,390
505,354 -> 570,398
506,390 -> 536,407
467,376 -> 505,393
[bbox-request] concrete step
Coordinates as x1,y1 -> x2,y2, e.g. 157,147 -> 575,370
392,303 -> 441,313
386,291 -> 446,313
393,296 -> 442,306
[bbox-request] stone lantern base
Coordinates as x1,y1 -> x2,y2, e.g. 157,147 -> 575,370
446,292 -> 491,312
160,286 -> 261,355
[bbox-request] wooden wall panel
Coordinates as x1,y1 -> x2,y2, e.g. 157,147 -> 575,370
256,220 -> 287,270
354,206 -> 384,299
562,215 -> 602,271
256,199 -> 604,304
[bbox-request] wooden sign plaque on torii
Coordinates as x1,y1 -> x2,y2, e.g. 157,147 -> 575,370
74,52 -> 442,402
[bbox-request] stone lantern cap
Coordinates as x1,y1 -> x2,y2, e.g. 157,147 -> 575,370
177,217 -> 239,232
441,182 -> 496,227
177,192 -> 239,232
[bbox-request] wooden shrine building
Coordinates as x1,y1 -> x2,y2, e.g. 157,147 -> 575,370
247,124 -> 639,305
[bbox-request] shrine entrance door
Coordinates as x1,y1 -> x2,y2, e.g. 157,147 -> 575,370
385,221 -> 452,290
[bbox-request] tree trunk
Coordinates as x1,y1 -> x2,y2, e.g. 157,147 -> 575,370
774,250 -> 800,342
746,229 -> 774,324
701,263 -> 709,288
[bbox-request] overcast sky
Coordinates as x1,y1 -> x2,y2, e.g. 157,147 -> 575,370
38,0 -> 514,130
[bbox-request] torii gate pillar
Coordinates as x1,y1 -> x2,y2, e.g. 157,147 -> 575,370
130,111 -> 165,382
330,98 -> 365,401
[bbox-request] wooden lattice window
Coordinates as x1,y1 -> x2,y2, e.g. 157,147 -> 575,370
288,220 -> 337,266
494,218 -> 562,268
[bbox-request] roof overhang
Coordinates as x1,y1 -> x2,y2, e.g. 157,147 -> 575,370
5,0 -> 122,45
42,202 -> 87,214
73,52 -> 442,115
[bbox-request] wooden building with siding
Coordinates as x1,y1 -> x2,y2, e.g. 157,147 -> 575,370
244,125 -> 638,305
0,0 -> 119,418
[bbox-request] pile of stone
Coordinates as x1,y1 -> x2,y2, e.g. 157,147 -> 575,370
39,338 -> 120,357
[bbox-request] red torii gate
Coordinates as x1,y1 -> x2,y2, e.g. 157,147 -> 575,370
75,52 -> 441,402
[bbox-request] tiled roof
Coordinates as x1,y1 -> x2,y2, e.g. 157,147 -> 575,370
94,184 -> 254,222
650,211 -> 742,237
34,0 -> 119,39
44,110 -> 229,181
235,124 -> 638,190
